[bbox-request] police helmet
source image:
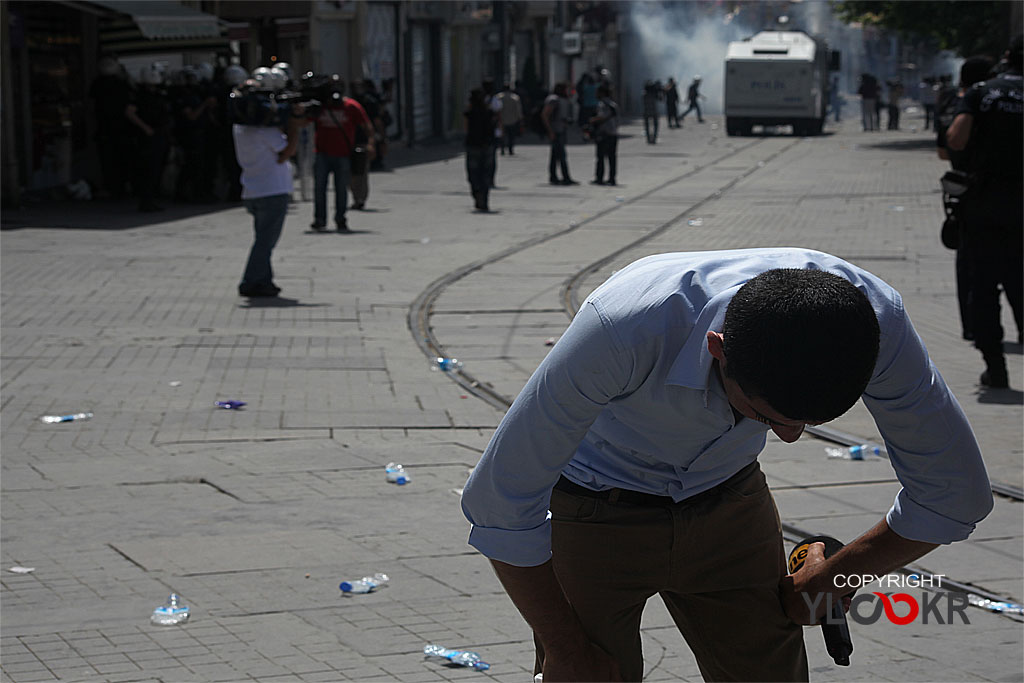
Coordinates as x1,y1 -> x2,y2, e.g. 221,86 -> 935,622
223,65 -> 248,87
251,66 -> 275,87
196,62 -> 215,83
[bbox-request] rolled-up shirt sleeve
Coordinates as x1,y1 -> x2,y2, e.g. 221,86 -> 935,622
863,297 -> 993,544
461,301 -> 633,566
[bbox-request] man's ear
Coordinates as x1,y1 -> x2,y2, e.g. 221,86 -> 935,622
706,331 -> 726,363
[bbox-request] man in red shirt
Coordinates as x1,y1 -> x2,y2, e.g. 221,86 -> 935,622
309,75 -> 375,232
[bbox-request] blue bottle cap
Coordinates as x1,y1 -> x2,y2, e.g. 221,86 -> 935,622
339,581 -> 353,592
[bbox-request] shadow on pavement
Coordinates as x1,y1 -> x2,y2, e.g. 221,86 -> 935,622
857,138 -> 936,152
1,198 -> 242,231
977,387 -> 1024,405
238,297 -> 330,309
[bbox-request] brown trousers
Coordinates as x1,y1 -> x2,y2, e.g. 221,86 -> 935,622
539,462 -> 808,682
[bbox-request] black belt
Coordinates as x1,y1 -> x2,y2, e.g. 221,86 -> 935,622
553,463 -> 757,508
554,476 -> 677,507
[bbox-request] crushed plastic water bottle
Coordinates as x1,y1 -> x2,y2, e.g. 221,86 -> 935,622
687,218 -> 704,226
385,462 -> 410,485
423,644 -> 490,671
431,357 -> 463,373
214,400 -> 246,410
968,594 -> 1024,614
151,594 -> 190,626
339,572 -> 389,594
40,412 -> 93,424
825,444 -> 881,460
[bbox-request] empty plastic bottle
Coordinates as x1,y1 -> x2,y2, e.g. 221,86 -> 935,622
968,594 -> 1024,614
431,357 -> 463,373
151,594 -> 190,626
423,644 -> 490,671
40,412 -> 93,424
385,462 -> 410,485
339,572 -> 389,594
825,444 -> 881,460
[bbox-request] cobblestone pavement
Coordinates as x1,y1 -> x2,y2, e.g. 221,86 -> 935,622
2,110 -> 1022,683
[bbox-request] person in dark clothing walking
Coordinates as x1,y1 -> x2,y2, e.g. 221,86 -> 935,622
947,36 -> 1024,388
589,85 -> 619,186
679,75 -> 705,123
542,82 -> 577,185
642,80 -> 661,143
664,77 -> 681,128
465,89 -> 496,211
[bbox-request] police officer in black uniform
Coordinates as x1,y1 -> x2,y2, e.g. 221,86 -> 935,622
947,35 -> 1024,388
936,56 -> 994,342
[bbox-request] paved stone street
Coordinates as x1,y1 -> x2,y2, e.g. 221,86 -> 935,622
2,110 -> 1022,683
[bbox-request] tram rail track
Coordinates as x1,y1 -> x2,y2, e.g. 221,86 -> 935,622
408,135 -> 1023,621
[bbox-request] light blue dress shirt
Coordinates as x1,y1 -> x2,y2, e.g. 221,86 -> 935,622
461,248 -> 993,567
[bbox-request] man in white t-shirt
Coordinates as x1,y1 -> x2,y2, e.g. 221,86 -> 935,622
232,89 -> 300,297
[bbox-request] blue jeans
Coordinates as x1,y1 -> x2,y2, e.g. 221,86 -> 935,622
314,152 -> 351,225
241,193 -> 289,288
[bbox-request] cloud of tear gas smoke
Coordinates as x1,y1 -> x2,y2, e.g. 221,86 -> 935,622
624,3 -> 757,115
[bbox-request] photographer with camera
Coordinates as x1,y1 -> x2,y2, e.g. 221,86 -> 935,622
307,75 -> 374,233
230,78 -> 303,298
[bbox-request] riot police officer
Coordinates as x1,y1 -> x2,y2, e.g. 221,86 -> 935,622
947,36 -> 1024,388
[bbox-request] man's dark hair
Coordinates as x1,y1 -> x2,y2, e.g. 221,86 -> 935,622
722,268 -> 880,422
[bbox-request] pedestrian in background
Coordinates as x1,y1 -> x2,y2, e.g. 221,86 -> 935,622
348,79 -> 377,211
483,78 -> 502,188
947,35 -> 1024,388
829,75 -> 842,122
542,82 -> 577,185
464,88 -> 495,212
589,84 -> 618,186
886,79 -> 903,130
576,72 -> 599,132
232,84 -> 301,298
664,77 -> 681,129
679,75 -> 705,123
361,79 -> 389,171
642,80 -> 661,143
308,75 -> 374,232
858,73 -> 880,131
497,83 -> 523,155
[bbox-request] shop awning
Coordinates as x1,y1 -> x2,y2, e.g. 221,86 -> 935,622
82,0 -> 228,54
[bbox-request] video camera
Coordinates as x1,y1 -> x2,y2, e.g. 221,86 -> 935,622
228,79 -> 324,128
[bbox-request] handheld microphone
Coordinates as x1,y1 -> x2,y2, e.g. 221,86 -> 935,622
788,535 -> 854,666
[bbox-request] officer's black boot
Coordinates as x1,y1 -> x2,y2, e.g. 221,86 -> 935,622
980,350 -> 1009,388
